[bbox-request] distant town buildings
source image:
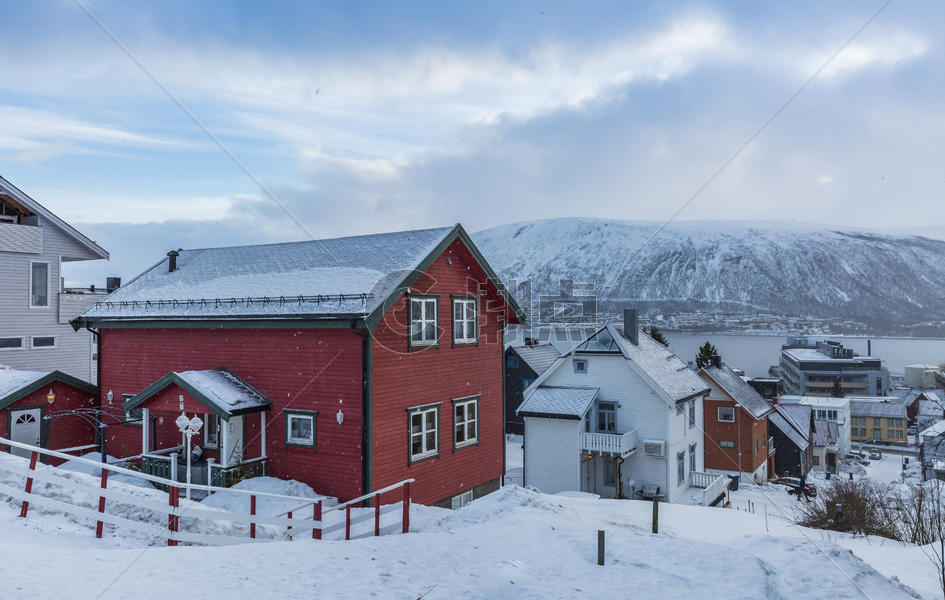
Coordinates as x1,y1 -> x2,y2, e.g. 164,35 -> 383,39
780,337 -> 889,397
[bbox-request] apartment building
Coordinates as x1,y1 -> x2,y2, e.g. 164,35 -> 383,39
780,337 -> 888,397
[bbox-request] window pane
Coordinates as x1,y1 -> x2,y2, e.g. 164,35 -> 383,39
412,436 -> 423,455
424,322 -> 436,340
467,422 -> 475,439
31,263 -> 48,307
425,431 -> 436,451
455,404 -> 463,420
468,402 -> 476,419
425,410 -> 436,429
291,416 -> 312,441
465,302 -> 475,319
454,302 -> 463,320
455,423 -> 465,443
411,413 -> 422,433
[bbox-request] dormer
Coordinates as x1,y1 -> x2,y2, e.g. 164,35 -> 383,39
0,193 -> 42,254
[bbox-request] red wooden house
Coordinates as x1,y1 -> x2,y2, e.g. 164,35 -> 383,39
72,224 -> 523,507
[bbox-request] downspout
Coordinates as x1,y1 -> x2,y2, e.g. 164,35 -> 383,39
86,325 -> 101,400
501,312 -> 506,487
352,320 -> 372,505
735,402 -> 742,479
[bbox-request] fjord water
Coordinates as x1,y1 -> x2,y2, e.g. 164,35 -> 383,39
665,333 -> 945,379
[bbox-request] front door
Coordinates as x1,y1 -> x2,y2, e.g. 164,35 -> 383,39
826,452 -> 836,474
223,415 -> 244,466
10,408 -> 42,458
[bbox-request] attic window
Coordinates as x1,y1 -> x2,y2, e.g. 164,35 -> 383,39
573,359 -> 588,374
409,296 -> 439,348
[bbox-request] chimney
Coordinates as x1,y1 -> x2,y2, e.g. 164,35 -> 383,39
167,250 -> 179,273
867,339 -> 871,356
624,308 -> 639,346
711,355 -> 722,369
106,277 -> 121,292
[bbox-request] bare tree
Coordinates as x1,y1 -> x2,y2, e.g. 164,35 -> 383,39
915,479 -> 945,599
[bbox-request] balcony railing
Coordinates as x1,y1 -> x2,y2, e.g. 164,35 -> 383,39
581,430 -> 637,458
690,471 -> 729,506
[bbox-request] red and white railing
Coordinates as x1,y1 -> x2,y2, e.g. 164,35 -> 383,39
0,436 -> 413,546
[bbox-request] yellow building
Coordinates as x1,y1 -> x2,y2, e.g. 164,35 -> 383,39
849,399 -> 907,445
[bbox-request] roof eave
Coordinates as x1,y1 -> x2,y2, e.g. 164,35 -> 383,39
0,371 -> 97,410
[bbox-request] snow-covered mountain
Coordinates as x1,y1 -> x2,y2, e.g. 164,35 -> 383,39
473,218 -> 945,333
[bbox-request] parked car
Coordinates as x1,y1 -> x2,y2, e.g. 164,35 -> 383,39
774,476 -> 817,497
869,449 -> 882,460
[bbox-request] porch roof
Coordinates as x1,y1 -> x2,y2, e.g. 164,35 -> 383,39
125,368 -> 270,420
0,369 -> 97,410
517,385 -> 599,420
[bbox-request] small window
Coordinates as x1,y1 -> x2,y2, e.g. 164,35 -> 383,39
30,261 -> 49,308
507,355 -> 519,369
719,440 -> 735,448
874,418 -> 881,426
125,406 -> 144,426
718,406 -> 735,422
689,443 -> 697,471
409,404 -> 439,462
813,455 -> 820,466
451,489 -> 473,509
676,451 -> 685,486
0,337 -> 23,350
573,359 -> 588,374
603,455 -> 615,485
204,414 -> 220,449
409,297 -> 438,347
31,336 -> 56,349
598,401 -> 616,433
689,401 -> 696,428
453,397 -> 478,449
285,411 -> 316,448
522,378 -> 534,392
452,298 -> 477,344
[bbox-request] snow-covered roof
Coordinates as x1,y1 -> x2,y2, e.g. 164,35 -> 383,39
0,369 -> 96,409
607,324 -> 709,404
778,403 -> 812,434
849,400 -> 907,419
74,224 -> 523,326
514,344 -> 561,376
779,395 -> 849,409
812,420 -> 839,447
701,365 -> 772,420
517,386 -> 599,419
920,420 -> 945,439
126,368 -> 270,419
769,411 -> 809,450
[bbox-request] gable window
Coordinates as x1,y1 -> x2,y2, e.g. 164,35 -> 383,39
453,396 -> 478,450
409,403 -> 439,463
598,401 -> 616,433
284,410 -> 316,448
718,406 -> 735,423
30,261 -> 49,308
0,337 -> 23,350
507,355 -> 519,369
522,378 -> 535,392
677,451 -> 686,486
573,359 -> 588,374
689,401 -> 696,428
452,297 -> 477,344
203,414 -> 220,449
409,296 -> 439,347
31,336 -> 55,349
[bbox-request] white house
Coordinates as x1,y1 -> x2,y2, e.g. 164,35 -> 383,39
517,310 -> 723,505
779,395 -> 851,459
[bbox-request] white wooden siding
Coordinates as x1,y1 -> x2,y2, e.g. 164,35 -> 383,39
0,222 -> 42,254
523,416 -> 580,494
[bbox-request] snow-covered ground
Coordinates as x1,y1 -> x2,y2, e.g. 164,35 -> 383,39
0,443 -> 938,598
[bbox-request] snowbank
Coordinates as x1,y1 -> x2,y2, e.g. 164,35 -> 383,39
201,476 -> 331,515
58,452 -> 155,489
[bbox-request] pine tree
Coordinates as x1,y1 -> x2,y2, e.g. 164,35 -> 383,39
831,378 -> 845,398
645,326 -> 669,347
695,341 -> 719,369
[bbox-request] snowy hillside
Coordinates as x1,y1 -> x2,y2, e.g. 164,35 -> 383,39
473,218 -> 945,333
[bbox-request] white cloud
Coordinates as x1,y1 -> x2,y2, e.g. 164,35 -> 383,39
31,188 -> 253,224
0,105 -> 175,151
795,31 -> 928,80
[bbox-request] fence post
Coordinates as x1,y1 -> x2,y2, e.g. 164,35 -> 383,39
96,469 -> 109,538
374,496 -> 381,536
597,530 -> 605,566
402,481 -> 411,534
170,452 -> 178,482
250,495 -> 257,539
19,450 -> 39,518
345,504 -> 351,540
651,495 -> 659,534
313,501 -> 322,540
167,485 -> 180,546
287,511 -> 293,540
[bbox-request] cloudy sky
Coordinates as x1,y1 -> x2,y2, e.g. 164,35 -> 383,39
0,1 -> 941,283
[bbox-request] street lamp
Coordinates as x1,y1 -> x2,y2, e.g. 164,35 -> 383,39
175,412 -> 203,501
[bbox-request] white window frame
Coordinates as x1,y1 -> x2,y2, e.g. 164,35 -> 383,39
452,297 -> 477,344
573,359 -> 588,374
717,406 -> 735,423
409,404 -> 440,463
598,401 -> 616,433
29,260 -> 50,309
30,336 -> 56,349
451,489 -> 473,509
0,337 -> 24,351
285,411 -> 316,448
689,401 -> 696,428
409,297 -> 439,347
204,413 -> 221,449
677,451 -> 686,486
453,396 -> 479,449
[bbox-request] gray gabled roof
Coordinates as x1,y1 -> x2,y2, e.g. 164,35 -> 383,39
514,344 -> 562,376
769,411 -> 809,451
74,223 -> 524,327
849,400 -> 907,419
125,368 -> 270,420
778,403 -> 812,434
0,369 -> 97,409
0,175 -> 109,260
608,324 -> 709,404
701,365 -> 772,420
517,386 -> 599,420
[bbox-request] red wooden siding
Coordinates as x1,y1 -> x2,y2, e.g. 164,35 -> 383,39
1,380 -> 97,466
98,327 -> 364,501
371,239 -> 506,506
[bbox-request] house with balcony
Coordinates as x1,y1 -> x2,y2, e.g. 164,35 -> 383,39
517,310 -> 726,505
0,176 -> 110,381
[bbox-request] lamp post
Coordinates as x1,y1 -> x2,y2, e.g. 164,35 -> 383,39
175,412 -> 203,501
